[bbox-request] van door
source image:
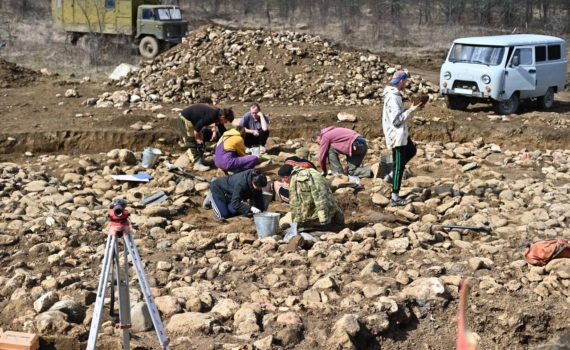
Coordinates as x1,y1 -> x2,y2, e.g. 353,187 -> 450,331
504,46 -> 536,100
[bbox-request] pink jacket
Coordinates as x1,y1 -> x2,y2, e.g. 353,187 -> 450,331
318,127 -> 360,171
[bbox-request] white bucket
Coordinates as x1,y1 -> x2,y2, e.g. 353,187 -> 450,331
253,212 -> 280,238
142,147 -> 162,169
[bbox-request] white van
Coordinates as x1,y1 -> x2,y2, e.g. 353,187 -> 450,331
440,34 -> 567,114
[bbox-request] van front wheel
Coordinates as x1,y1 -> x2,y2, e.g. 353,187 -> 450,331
494,93 -> 519,115
446,95 -> 469,110
537,88 -> 554,109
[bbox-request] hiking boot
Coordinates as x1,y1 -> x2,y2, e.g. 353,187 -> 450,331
201,157 -> 215,167
384,174 -> 393,184
403,170 -> 411,179
245,148 -> 252,154
202,191 -> 212,210
389,196 -> 411,207
260,146 -> 266,154
193,159 -> 210,172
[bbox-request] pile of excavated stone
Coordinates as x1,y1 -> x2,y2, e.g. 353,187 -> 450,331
0,136 -> 569,349
94,24 -> 438,109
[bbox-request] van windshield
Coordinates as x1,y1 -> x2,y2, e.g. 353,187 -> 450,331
449,44 -> 505,66
156,8 -> 182,20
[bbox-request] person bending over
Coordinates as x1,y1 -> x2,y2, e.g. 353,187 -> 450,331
204,169 -> 267,220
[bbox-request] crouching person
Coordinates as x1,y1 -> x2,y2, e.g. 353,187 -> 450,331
205,169 -> 267,220
214,126 -> 259,174
274,148 -> 316,203
278,164 -> 344,227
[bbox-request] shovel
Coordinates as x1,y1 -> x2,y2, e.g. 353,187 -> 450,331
164,162 -> 211,183
431,224 -> 491,233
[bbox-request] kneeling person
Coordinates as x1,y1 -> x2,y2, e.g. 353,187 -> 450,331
278,164 -> 344,227
207,170 -> 267,220
214,126 -> 259,173
274,148 -> 316,203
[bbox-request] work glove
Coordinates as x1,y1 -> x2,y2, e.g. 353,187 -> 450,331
408,102 -> 422,114
250,206 -> 261,214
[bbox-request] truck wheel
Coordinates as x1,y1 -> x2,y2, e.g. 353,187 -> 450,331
446,95 -> 469,110
493,93 -> 519,115
139,37 -> 160,59
537,87 -> 554,109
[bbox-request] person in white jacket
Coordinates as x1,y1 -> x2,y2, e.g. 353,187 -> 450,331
382,70 -> 422,206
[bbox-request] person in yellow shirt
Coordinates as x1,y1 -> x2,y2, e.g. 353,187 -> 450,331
214,126 -> 259,173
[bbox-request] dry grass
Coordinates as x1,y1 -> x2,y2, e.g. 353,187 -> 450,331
0,19 -> 138,78
1,6 -> 570,77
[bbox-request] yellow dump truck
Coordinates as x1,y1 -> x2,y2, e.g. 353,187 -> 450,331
52,0 -> 188,59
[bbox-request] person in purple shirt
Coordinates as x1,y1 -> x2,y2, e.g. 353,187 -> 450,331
238,103 -> 270,151
311,127 -> 371,178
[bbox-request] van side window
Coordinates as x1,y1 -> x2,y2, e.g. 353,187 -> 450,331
513,48 -> 533,66
548,45 -> 561,60
535,46 -> 546,62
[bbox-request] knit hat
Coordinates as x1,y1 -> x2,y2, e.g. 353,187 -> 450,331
295,148 -> 309,158
278,164 -> 293,177
390,70 -> 408,85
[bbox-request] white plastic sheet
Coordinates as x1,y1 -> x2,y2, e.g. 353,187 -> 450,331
109,63 -> 138,80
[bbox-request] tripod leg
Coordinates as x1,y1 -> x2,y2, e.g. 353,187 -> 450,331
123,233 -> 171,350
87,235 -> 117,350
116,238 -> 132,350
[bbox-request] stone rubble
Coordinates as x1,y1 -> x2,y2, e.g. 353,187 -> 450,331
93,24 -> 438,109
0,135 -> 569,349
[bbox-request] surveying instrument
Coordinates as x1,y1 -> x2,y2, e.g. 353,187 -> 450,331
86,199 -> 171,350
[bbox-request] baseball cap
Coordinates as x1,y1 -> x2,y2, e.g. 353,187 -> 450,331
390,71 -> 408,85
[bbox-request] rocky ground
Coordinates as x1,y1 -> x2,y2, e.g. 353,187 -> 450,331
0,25 -> 570,350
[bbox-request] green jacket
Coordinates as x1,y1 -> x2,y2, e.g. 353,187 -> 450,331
289,167 -> 344,226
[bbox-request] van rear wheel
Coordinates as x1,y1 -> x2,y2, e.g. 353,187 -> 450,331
493,93 -> 519,115
139,36 -> 160,60
446,95 -> 469,110
537,87 -> 555,109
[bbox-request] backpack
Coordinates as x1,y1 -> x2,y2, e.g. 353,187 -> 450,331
522,238 -> 570,266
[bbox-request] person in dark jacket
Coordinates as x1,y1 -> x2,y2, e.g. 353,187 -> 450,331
178,103 -> 235,172
205,169 -> 267,220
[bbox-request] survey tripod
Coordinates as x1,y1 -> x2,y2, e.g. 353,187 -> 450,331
86,199 -> 171,350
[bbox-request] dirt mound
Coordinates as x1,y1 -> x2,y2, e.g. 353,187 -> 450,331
0,59 -> 39,88
102,24 -> 438,107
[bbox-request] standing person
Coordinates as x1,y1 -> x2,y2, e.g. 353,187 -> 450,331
214,126 -> 259,173
178,103 -> 234,172
382,70 -> 422,206
274,148 -> 316,203
311,127 -> 371,178
204,170 -> 267,220
239,103 -> 270,152
277,164 -> 344,227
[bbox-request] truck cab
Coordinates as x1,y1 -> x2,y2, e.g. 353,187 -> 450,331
137,5 -> 188,59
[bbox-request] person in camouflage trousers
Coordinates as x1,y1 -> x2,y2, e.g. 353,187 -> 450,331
279,164 -> 344,227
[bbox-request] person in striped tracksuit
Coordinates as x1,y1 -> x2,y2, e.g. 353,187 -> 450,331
382,70 -> 422,206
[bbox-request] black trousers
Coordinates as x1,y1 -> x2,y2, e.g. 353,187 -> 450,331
392,137 -> 417,193
244,129 -> 270,147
